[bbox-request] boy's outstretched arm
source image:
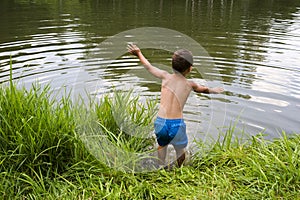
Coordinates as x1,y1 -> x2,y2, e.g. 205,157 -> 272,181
127,43 -> 168,79
189,81 -> 224,94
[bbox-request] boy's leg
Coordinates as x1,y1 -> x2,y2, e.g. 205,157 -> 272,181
157,145 -> 167,165
174,147 -> 185,167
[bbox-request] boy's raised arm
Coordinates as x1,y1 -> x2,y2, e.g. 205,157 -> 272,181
127,44 -> 168,79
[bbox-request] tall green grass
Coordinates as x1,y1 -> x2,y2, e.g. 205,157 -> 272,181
77,90 -> 158,172
94,90 -> 157,152
192,126 -> 300,199
1,65 -> 300,199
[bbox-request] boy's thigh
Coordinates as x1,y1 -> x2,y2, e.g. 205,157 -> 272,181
154,121 -> 172,146
170,123 -> 188,148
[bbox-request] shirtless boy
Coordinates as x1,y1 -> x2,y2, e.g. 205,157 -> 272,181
127,44 -> 223,167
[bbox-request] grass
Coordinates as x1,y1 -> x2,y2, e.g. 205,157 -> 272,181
1,68 -> 300,199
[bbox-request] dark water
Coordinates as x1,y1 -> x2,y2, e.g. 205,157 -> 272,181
0,0 -> 299,143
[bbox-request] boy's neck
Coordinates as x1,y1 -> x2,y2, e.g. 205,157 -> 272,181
172,66 -> 191,77
173,70 -> 189,77
173,71 -> 185,77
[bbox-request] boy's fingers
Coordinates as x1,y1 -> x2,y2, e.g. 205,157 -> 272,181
127,43 -> 140,55
127,44 -> 135,50
127,44 -> 133,49
127,43 -> 135,48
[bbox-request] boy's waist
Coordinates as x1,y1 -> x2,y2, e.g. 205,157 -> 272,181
156,116 -> 184,123
157,109 -> 183,119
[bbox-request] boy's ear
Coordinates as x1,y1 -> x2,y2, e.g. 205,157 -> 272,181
189,66 -> 193,72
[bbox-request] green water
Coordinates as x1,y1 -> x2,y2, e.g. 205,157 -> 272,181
0,0 -> 299,142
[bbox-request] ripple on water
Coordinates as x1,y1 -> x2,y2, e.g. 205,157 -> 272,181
0,4 -> 299,140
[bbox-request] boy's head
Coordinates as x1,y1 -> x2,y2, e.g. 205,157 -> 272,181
172,49 -> 193,74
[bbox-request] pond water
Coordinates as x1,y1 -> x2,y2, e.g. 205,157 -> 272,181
0,0 -> 299,143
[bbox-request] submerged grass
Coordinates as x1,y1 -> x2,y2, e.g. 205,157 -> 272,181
1,68 -> 300,199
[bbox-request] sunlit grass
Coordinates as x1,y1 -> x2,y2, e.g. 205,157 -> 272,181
1,64 -> 300,199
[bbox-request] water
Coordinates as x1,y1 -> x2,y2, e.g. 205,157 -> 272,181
0,0 -> 299,143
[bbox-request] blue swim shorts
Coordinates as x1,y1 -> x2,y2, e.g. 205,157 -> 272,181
154,117 -> 188,149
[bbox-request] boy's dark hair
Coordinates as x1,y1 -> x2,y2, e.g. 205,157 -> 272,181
172,49 -> 193,73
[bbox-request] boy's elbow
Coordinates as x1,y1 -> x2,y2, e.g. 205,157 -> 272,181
200,86 -> 210,93
193,87 -> 209,94
203,88 -> 210,94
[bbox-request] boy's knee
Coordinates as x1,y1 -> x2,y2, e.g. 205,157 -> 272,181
174,147 -> 185,157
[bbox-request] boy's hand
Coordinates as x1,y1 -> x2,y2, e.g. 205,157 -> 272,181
127,43 -> 141,56
210,87 -> 224,94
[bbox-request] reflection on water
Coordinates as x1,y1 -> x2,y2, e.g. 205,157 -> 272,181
0,0 -> 299,142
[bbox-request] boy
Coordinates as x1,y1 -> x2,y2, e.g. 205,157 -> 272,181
127,44 -> 223,167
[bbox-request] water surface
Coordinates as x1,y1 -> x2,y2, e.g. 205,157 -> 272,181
0,0 -> 299,143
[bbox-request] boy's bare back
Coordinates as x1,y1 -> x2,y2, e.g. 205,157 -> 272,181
158,73 -> 193,119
